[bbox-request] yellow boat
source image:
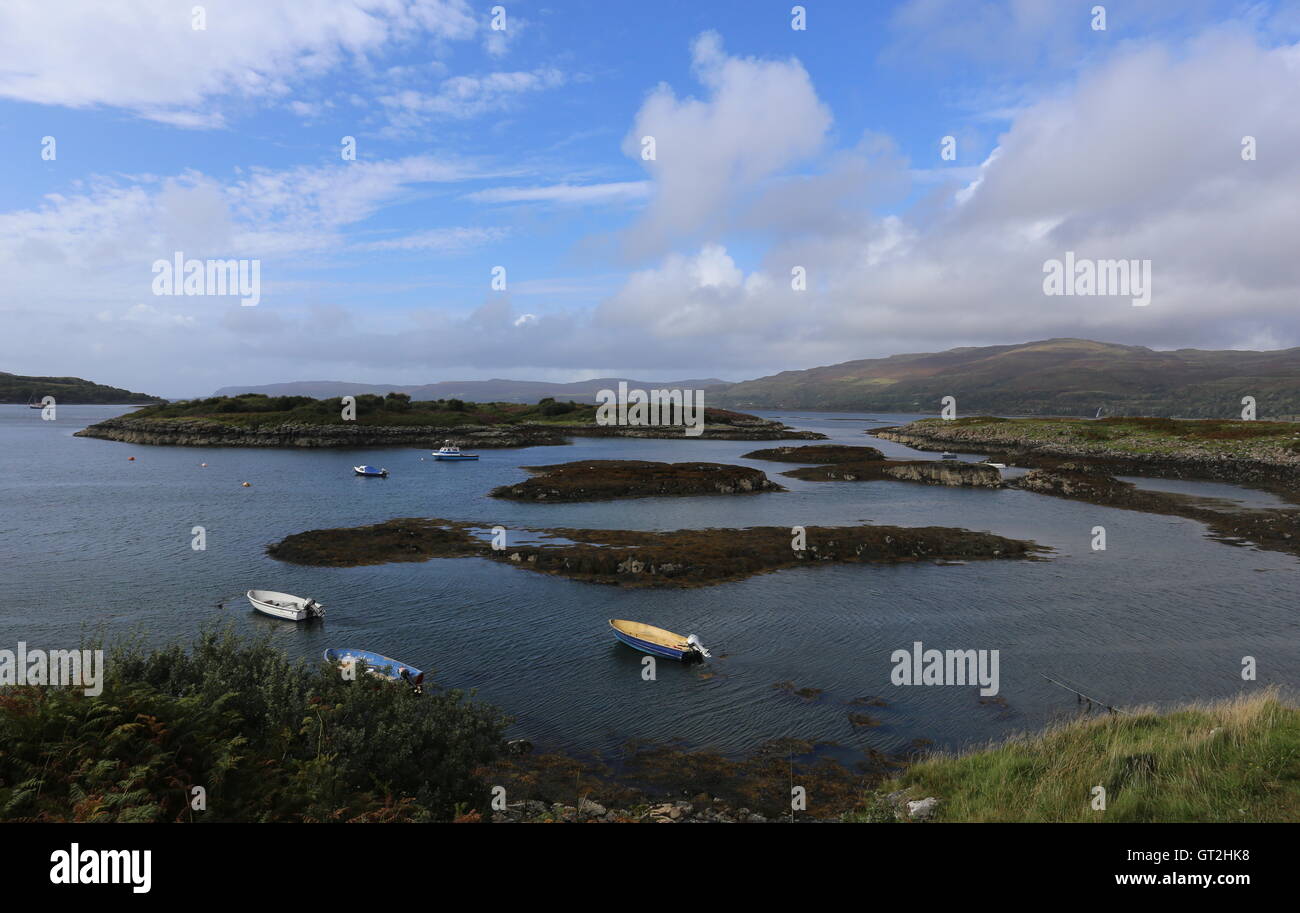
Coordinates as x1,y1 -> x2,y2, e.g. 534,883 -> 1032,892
609,619 -> 710,661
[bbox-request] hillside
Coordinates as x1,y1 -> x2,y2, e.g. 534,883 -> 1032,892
214,376 -> 731,404
854,690 -> 1298,823
711,339 -> 1300,418
0,371 -> 161,404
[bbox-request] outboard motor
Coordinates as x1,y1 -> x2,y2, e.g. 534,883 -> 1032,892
400,669 -> 425,695
685,634 -> 711,659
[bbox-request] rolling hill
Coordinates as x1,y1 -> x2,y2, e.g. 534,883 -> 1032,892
0,372 -> 162,405
710,339 -> 1300,418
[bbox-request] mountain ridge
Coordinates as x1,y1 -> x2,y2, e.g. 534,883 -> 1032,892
210,337 -> 1300,418
709,338 -> 1300,418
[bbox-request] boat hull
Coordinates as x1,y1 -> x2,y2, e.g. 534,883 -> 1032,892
611,628 -> 693,660
247,590 -> 322,622
433,454 -> 478,461
323,648 -> 423,682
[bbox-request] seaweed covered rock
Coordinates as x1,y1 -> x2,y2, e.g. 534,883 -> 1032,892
785,460 -> 1002,488
743,444 -> 886,463
490,460 -> 786,502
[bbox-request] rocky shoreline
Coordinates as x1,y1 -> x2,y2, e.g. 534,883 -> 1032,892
267,517 -> 1047,586
783,459 -> 1003,488
872,419 -> 1300,497
74,414 -> 822,449
742,444 -> 887,463
1012,467 -> 1300,558
490,460 -> 785,502
482,733 -> 923,823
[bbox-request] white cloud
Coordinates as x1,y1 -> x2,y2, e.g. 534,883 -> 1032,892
0,0 -> 480,125
621,31 -> 832,255
466,181 -> 651,205
378,67 -> 566,128
363,226 -> 509,252
590,26 -> 1300,371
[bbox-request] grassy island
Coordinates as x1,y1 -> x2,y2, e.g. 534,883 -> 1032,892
75,393 -> 821,448
267,517 -> 1045,586
490,460 -> 785,502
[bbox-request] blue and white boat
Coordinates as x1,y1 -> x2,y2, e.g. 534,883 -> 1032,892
323,648 -> 424,689
353,465 -> 388,477
609,619 -> 710,662
432,442 -> 478,461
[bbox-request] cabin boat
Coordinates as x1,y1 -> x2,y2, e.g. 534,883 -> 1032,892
354,465 -> 388,477
609,619 -> 710,662
940,452 -> 958,461
323,648 -> 424,691
247,589 -> 324,622
433,441 -> 478,461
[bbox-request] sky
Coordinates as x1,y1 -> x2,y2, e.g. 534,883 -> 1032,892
1,0 -> 1299,397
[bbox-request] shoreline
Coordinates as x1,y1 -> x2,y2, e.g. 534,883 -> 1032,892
73,416 -> 824,448
872,417 -> 1300,496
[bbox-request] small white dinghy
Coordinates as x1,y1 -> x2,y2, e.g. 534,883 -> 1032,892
247,589 -> 325,622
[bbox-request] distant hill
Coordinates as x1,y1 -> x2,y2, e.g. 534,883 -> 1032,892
0,372 -> 161,405
214,377 -> 732,404
709,339 -> 1300,418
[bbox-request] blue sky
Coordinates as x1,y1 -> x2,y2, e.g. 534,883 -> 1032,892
2,0 -> 1299,396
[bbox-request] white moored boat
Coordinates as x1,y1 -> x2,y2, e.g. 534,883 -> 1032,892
432,441 -> 478,461
247,589 -> 325,622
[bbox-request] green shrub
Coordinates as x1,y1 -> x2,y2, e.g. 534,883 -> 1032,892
0,630 -> 508,822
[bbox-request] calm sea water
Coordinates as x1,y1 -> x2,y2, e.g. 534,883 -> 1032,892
2,406 -> 1297,761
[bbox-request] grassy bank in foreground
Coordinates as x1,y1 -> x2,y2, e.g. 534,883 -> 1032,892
855,690 -> 1300,823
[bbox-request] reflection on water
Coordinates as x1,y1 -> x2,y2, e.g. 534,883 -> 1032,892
1,406 -> 1296,762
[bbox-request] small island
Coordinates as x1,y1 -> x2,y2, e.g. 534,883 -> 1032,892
490,460 -> 785,502
267,517 -> 1047,587
74,393 -> 823,448
742,444 -> 886,463
783,459 -> 1003,488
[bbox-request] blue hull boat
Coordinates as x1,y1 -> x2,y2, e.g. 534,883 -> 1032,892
354,465 -> 388,477
609,619 -> 709,662
324,648 -> 424,687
